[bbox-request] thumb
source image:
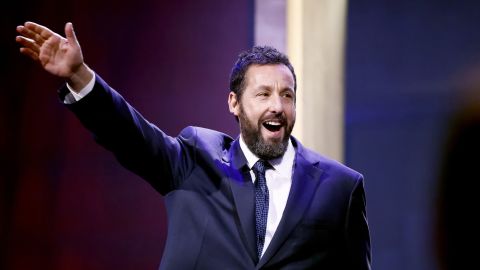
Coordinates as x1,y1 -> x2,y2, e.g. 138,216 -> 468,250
65,22 -> 79,45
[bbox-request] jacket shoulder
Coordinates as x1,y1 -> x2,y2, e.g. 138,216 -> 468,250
296,139 -> 363,183
178,126 -> 235,158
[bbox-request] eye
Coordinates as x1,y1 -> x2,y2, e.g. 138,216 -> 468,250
257,92 -> 269,97
282,91 -> 295,99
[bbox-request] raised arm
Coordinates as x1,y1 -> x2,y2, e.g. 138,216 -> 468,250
15,21 -> 197,195
16,21 -> 93,91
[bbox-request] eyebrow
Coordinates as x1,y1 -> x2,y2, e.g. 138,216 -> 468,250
256,85 -> 294,92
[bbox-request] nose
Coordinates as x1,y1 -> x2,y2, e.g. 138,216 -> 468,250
268,94 -> 284,114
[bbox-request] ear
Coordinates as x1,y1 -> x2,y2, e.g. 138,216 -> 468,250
228,91 -> 240,117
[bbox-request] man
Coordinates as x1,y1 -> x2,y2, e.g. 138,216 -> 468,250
16,21 -> 371,269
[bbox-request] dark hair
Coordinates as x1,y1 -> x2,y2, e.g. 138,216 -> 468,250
229,45 -> 297,98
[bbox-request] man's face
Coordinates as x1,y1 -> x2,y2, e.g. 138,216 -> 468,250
228,64 -> 296,159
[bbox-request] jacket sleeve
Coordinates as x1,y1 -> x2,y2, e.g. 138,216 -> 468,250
345,175 -> 372,270
59,74 -> 195,195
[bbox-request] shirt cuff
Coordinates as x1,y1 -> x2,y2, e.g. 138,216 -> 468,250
64,73 -> 96,104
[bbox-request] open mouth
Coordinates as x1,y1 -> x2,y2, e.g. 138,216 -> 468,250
262,120 -> 283,132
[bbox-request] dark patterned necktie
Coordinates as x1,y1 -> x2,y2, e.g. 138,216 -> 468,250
253,159 -> 270,259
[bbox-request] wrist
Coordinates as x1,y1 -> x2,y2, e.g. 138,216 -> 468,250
67,63 -> 94,93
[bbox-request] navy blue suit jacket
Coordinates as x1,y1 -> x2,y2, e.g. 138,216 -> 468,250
61,75 -> 371,269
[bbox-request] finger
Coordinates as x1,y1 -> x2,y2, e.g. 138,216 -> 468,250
24,21 -> 54,40
64,22 -> 79,45
15,36 -> 40,54
17,25 -> 47,45
19,47 -> 39,61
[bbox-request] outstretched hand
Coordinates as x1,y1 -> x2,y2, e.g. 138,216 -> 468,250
16,21 -> 93,91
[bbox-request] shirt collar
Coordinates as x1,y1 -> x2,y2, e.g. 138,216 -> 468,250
239,135 -> 295,177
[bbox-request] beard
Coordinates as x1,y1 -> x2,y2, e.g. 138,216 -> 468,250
238,105 -> 294,160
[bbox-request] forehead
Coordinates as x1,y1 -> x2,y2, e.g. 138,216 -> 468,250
244,64 -> 295,89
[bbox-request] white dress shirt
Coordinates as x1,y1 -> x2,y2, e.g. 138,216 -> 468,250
64,73 -> 96,103
239,136 -> 295,258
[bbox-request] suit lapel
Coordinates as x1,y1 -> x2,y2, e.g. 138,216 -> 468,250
257,142 -> 324,268
223,139 -> 258,263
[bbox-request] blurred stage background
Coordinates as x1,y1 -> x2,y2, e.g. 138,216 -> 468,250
2,0 -> 480,269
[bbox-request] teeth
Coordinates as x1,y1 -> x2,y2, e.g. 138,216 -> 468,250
265,121 -> 281,126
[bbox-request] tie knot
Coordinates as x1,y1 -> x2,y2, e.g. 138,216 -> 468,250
253,159 -> 269,175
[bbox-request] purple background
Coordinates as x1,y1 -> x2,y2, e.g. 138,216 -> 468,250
2,0 -> 252,269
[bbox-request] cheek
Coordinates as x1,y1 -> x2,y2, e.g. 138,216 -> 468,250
286,104 -> 296,120
243,103 -> 263,119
